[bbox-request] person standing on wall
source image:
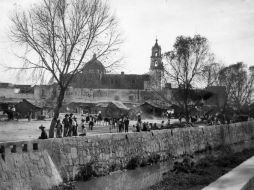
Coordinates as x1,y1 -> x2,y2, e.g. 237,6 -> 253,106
89,115 -> 94,130
72,117 -> 78,136
68,113 -> 74,136
86,113 -> 90,124
62,114 -> 69,137
109,119 -> 112,133
80,117 -> 87,136
137,113 -> 142,131
28,109 -> 32,122
97,111 -> 103,125
11,105 -> 16,120
124,116 -> 129,133
55,119 -> 63,138
137,113 -> 142,124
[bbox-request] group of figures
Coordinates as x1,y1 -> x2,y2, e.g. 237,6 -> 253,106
108,116 -> 130,133
4,105 -> 33,121
38,113 -> 88,139
135,120 -> 167,132
37,111 -> 173,140
5,105 -> 16,120
38,112 -> 132,139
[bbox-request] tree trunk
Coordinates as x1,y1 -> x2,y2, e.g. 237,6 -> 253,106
184,103 -> 190,123
184,88 -> 190,123
49,86 -> 66,138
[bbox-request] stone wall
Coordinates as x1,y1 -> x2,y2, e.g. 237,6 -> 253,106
34,85 -> 164,104
1,121 -> 254,189
0,142 -> 62,190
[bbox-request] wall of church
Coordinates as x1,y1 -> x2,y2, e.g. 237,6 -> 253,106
64,88 -> 143,103
71,73 -> 149,90
33,84 -> 170,106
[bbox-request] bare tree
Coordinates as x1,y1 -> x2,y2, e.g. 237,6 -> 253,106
10,0 -> 122,137
164,35 -> 213,122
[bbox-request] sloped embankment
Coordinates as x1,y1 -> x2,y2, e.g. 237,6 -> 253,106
0,144 -> 62,190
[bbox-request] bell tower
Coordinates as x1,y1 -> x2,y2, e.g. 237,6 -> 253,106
150,39 -> 163,70
149,39 -> 164,89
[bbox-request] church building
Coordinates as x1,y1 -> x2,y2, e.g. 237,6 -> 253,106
70,38 -> 164,91
34,39 -> 168,106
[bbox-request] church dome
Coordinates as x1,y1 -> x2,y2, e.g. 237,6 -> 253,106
82,54 -> 106,74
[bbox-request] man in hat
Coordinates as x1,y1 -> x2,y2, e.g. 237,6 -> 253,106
80,116 -> 87,136
72,116 -> 78,136
68,113 -> 74,136
38,125 -> 48,139
62,114 -> 69,137
55,119 -> 63,138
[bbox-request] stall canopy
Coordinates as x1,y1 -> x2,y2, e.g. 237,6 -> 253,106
140,101 -> 167,117
15,99 -> 42,114
95,101 -> 129,118
0,98 -> 22,111
128,101 -> 167,119
63,102 -> 95,113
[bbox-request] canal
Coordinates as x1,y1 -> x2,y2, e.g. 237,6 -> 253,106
76,162 -> 171,190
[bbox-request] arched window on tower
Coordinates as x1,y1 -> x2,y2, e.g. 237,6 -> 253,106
154,61 -> 158,67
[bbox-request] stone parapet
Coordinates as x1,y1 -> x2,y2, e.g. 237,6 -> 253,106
203,156 -> 254,190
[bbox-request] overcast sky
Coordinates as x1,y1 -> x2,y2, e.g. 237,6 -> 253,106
0,0 -> 254,84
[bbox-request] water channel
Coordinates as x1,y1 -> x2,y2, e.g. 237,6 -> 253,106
76,162 -> 171,190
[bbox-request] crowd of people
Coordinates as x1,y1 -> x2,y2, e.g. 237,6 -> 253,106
38,112 -> 132,139
34,109 -> 254,140
38,113 -> 88,139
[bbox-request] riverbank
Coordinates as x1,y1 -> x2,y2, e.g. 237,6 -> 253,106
147,148 -> 254,190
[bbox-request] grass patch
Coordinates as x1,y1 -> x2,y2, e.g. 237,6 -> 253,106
75,162 -> 96,181
148,153 -> 161,164
126,156 -> 141,170
109,163 -> 117,172
126,153 -> 161,170
50,182 -> 76,190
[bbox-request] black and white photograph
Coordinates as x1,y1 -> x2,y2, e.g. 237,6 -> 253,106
0,0 -> 254,189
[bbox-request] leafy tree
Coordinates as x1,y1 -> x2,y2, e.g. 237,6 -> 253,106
164,35 -> 213,122
203,62 -> 223,87
218,62 -> 254,110
10,0 -> 122,137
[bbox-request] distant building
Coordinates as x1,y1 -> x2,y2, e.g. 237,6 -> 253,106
0,83 -> 36,114
0,83 -> 34,102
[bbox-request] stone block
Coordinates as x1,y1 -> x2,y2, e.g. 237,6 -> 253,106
71,147 -> 78,159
